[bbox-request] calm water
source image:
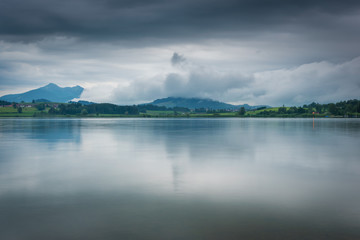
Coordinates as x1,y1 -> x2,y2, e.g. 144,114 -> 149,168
0,118 -> 359,239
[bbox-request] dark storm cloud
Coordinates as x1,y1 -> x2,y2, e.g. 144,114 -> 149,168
1,0 -> 360,105
1,0 -> 359,43
171,53 -> 186,66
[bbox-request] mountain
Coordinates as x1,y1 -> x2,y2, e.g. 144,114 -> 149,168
147,97 -> 267,110
69,100 -> 96,105
0,83 -> 84,103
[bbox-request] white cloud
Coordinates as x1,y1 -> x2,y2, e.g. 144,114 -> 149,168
0,38 -> 359,106
106,52 -> 252,104
250,57 -> 360,106
107,54 -> 360,106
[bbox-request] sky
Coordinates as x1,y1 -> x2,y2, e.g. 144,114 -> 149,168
0,0 -> 359,106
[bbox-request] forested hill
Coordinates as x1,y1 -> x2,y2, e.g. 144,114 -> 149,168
147,97 -> 266,110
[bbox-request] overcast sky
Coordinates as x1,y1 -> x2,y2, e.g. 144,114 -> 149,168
0,0 -> 359,105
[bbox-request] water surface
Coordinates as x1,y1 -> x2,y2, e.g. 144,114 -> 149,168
0,118 -> 359,239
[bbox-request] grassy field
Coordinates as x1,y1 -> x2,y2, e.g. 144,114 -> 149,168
187,112 -> 237,117
0,107 -> 40,117
245,107 -> 289,115
146,110 -> 175,116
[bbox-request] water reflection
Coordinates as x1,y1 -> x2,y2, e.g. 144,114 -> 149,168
0,118 -> 359,239
0,118 -> 81,147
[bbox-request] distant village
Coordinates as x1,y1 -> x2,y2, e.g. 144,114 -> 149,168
0,102 -> 60,109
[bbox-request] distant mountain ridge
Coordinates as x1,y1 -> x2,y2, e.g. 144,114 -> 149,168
1,84 -> 268,109
0,83 -> 84,103
147,97 -> 267,110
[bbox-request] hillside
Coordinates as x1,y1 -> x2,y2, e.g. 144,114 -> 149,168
0,83 -> 84,103
147,97 -> 265,110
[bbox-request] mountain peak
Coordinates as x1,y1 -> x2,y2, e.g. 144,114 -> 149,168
0,83 -> 84,103
43,83 -> 60,89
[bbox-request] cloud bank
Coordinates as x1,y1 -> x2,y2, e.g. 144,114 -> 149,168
0,0 -> 359,105
80,53 -> 360,106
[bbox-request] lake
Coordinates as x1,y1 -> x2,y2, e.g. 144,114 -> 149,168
0,118 -> 359,239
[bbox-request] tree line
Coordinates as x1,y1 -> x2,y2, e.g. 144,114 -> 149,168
48,103 -> 139,115
2,99 -> 359,117
249,99 -> 360,117
137,104 -> 190,113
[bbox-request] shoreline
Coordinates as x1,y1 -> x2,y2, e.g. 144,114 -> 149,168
0,114 -> 357,119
